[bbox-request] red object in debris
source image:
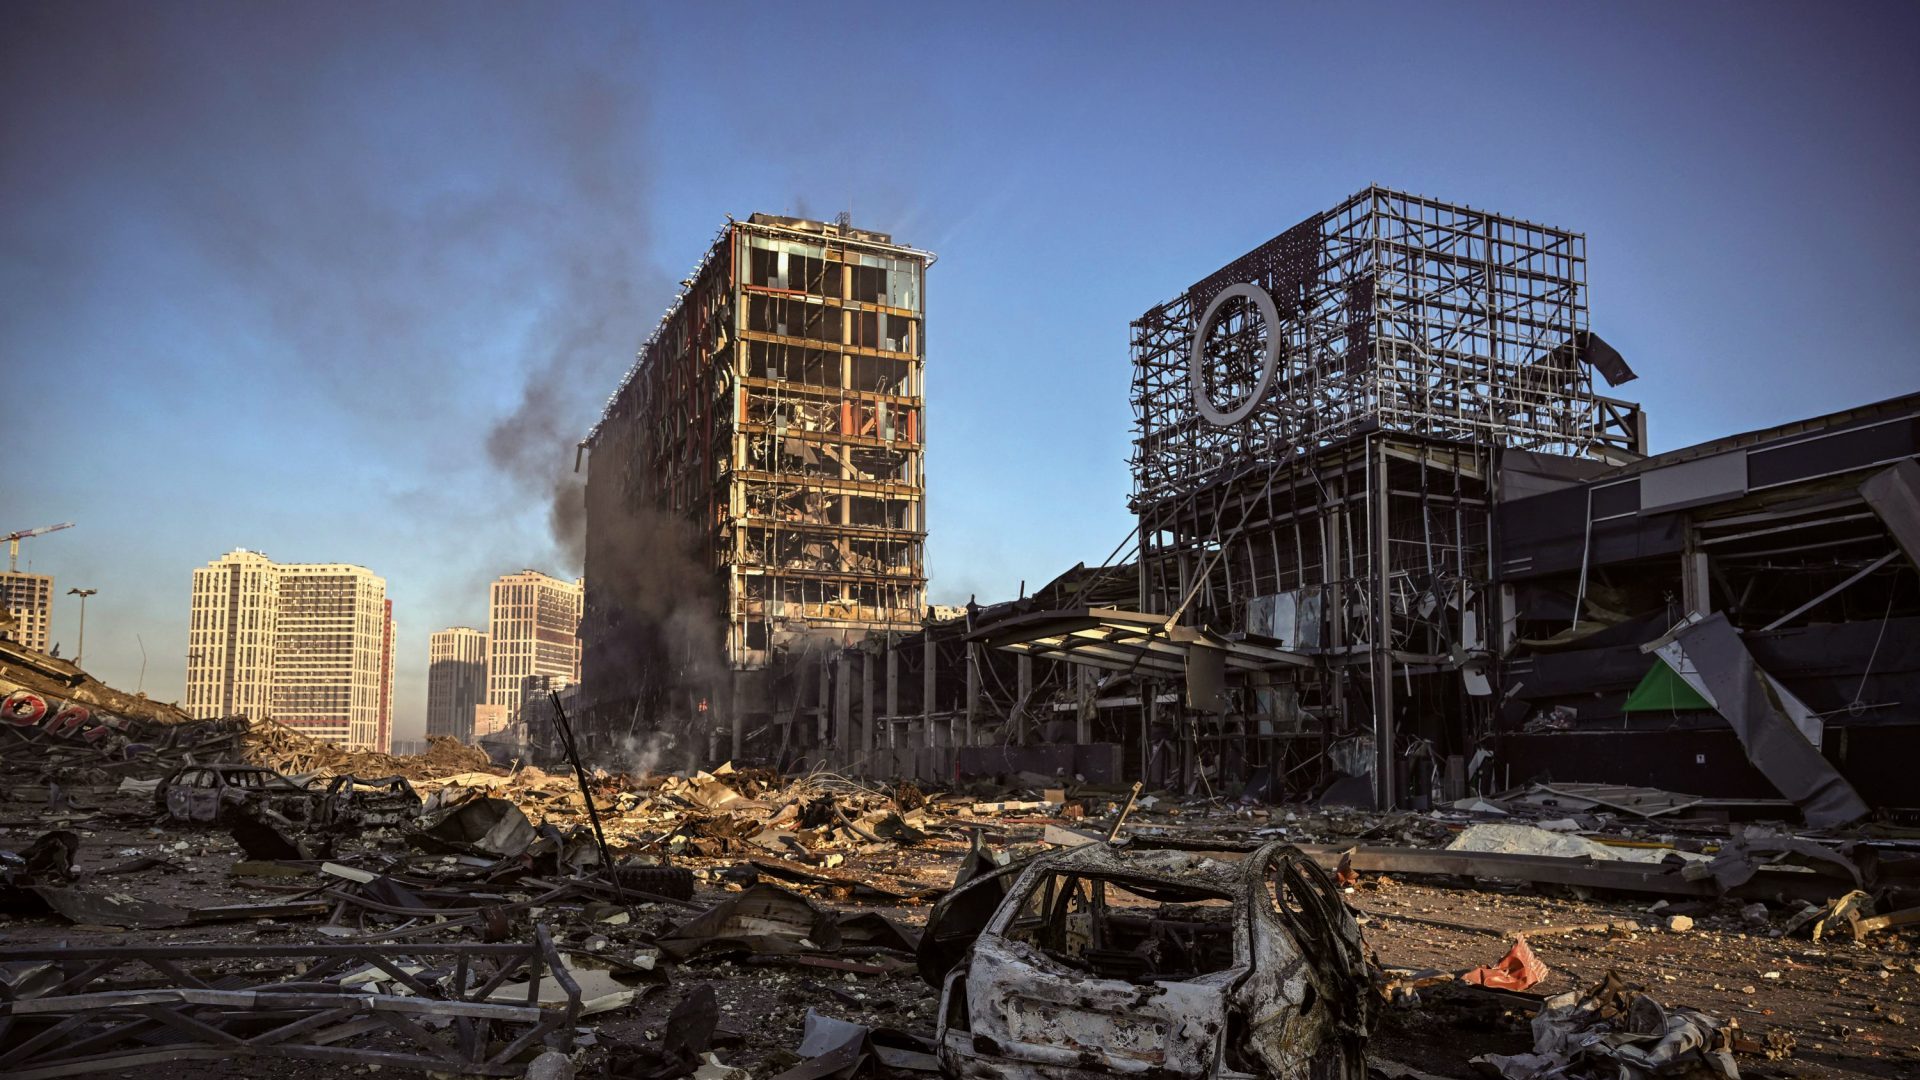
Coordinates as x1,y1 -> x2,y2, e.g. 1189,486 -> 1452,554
1460,936 -> 1549,991
1334,850 -> 1358,888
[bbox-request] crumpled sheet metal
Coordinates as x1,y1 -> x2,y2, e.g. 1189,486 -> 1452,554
936,841 -> 1374,1079
1471,972 -> 1737,1080
412,795 -> 538,858
1659,613 -> 1868,827
657,883 -> 841,961
1688,824 -> 1863,897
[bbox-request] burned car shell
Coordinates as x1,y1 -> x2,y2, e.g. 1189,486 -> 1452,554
932,841 -> 1373,1080
315,774 -> 422,829
155,764 -> 318,824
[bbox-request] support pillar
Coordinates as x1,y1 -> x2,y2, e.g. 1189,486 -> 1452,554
1371,439 -> 1397,810
1144,685 -> 1157,785
726,671 -> 741,764
833,653 -> 851,771
1682,531 -> 1712,615
1016,653 -> 1033,744
886,634 -> 899,750
1076,665 -> 1093,744
965,643 -> 979,747
923,632 -> 938,748
861,646 -> 875,770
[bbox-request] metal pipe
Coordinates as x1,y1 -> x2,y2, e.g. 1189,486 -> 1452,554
546,690 -> 626,903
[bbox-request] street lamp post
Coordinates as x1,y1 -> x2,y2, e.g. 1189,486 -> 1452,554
67,587 -> 97,667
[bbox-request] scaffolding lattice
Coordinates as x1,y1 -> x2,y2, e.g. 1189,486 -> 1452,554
1131,186 -> 1640,512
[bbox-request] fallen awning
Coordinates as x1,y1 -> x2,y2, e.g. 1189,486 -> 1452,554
1642,612 -> 1870,828
967,607 -> 1315,677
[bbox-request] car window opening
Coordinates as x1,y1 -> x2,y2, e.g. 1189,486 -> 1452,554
1005,872 -> 1237,983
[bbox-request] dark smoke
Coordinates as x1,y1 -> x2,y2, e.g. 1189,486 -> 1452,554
1,4 -> 667,575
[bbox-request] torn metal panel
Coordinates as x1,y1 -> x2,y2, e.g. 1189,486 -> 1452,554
1650,613 -> 1869,827
935,841 -> 1372,1079
411,795 -> 538,858
1184,641 -> 1228,713
1861,458 -> 1920,569
656,883 -> 839,961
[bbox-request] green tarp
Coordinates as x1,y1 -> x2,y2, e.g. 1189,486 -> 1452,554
1621,659 -> 1712,713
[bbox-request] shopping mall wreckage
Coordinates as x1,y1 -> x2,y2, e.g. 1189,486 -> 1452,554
580,189 -> 1919,821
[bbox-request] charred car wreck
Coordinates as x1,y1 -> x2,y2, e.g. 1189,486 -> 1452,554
154,764 -> 420,830
923,840 -> 1374,1079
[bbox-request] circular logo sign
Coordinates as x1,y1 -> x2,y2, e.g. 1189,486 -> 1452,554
1189,282 -> 1280,427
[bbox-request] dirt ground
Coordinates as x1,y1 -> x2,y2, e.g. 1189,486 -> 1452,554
4,789 -> 1918,1079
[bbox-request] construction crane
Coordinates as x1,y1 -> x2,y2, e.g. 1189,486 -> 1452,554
4,523 -> 74,572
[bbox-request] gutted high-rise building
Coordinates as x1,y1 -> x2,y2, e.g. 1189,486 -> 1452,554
185,549 -> 280,720
581,214 -> 932,756
486,570 -> 581,730
272,563 -> 390,750
0,571 -> 55,654
427,626 -> 489,741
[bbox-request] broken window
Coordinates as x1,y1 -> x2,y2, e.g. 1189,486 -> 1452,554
1003,873 -> 1237,983
850,310 -> 880,350
880,314 -> 913,353
850,264 -> 887,304
748,295 -> 838,343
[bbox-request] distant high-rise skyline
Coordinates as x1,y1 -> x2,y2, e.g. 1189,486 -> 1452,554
426,626 -> 488,742
273,563 -> 388,750
0,571 -> 56,654
487,570 -> 581,731
185,550 -> 279,720
378,599 -> 395,753
184,549 -> 390,751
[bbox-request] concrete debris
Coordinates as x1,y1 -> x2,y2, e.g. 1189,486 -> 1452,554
0,626 -> 1912,1078
1446,823 -> 1710,866
525,1050 -> 577,1080
1470,972 -> 1738,1080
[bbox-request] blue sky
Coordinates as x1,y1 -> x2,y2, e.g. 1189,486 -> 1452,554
4,2 -> 1915,740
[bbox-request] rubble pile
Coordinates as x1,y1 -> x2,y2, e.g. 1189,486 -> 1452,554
242,718 -> 499,780
1,670 -> 1916,1080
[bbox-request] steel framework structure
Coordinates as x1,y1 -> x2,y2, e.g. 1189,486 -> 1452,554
1131,186 -> 1640,514
0,931 -> 579,1078
1119,188 -> 1646,808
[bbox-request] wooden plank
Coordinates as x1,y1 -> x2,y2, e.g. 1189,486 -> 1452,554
1853,906 -> 1920,936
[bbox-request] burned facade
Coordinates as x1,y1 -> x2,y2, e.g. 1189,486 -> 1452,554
1493,398 -> 1920,813
966,185 -> 1918,819
581,215 -> 933,758
575,187 -> 1916,823
976,188 -> 1641,806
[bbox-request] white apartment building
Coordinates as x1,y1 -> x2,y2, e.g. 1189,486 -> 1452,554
185,550 -> 389,751
487,570 -> 582,729
427,626 -> 488,742
185,550 -> 280,719
274,563 -> 389,750
0,571 -> 55,654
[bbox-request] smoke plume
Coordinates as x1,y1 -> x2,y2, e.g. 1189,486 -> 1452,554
1,5 -> 667,577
